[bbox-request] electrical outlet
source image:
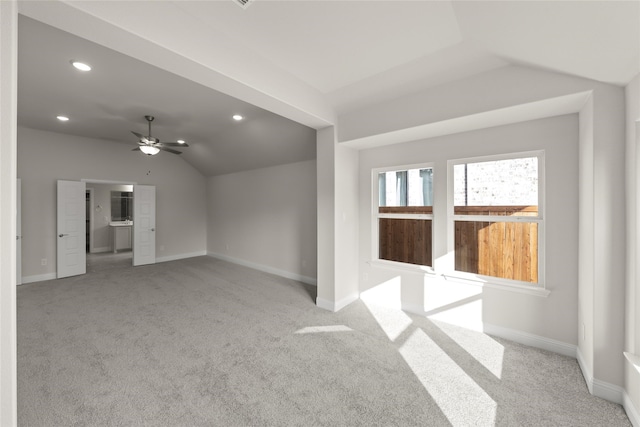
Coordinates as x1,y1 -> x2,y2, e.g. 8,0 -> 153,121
41,258 -> 47,266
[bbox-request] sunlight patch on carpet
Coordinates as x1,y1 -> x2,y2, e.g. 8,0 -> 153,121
399,328 -> 497,426
362,301 -> 413,342
294,325 -> 354,334
433,320 -> 504,379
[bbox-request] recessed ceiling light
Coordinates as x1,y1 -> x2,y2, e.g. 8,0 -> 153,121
177,139 -> 186,144
232,114 -> 243,121
56,115 -> 70,122
71,61 -> 91,71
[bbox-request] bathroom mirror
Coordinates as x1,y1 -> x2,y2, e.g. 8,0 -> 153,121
111,191 -> 133,221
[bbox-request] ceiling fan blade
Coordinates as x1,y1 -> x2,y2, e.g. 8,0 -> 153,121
160,142 -> 190,147
131,131 -> 145,139
160,147 -> 182,155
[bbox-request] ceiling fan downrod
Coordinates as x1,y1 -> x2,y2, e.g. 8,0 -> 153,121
145,115 -> 154,138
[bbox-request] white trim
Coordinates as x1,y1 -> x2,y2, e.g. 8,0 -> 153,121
156,251 -> 207,264
577,347 -> 625,404
378,213 -> 433,220
207,252 -> 317,286
483,322 -> 576,357
624,391 -> 640,427
316,293 -> 359,312
81,179 -> 137,185
592,378 -> 624,405
368,260 -> 549,297
441,273 -> 551,297
369,259 -> 436,275
20,273 -> 57,284
91,246 -> 110,254
577,347 -> 594,394
452,215 -> 542,223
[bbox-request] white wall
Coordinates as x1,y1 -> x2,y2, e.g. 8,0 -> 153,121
17,126 -> 207,280
207,159 -> 317,284
0,1 -> 18,424
359,115 -> 579,344
316,127 -> 360,310
625,73 -> 640,421
337,65 -> 626,395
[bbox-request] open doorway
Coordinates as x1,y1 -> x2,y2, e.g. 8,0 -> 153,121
57,179 -> 156,278
85,182 -> 134,273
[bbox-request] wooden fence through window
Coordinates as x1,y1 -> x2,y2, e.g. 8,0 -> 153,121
378,206 -> 538,282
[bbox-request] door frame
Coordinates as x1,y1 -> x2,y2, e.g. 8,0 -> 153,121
86,188 -> 93,253
81,179 -> 137,264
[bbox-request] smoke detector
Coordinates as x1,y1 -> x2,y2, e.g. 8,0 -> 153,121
233,0 -> 253,9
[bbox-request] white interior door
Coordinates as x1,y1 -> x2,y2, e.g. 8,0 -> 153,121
17,178 -> 21,285
133,185 -> 156,266
57,180 -> 86,278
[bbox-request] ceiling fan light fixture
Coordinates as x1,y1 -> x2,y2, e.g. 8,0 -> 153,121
140,145 -> 160,156
71,61 -> 92,71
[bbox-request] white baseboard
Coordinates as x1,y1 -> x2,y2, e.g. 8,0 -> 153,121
624,391 -> 640,427
576,347 -> 624,404
593,377 -> 624,404
576,347 -> 594,394
20,273 -> 57,284
316,293 -> 359,312
207,252 -> 317,286
483,322 -> 577,358
157,251 -> 207,263
91,247 -> 110,254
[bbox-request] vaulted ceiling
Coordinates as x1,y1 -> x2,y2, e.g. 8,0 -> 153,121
17,0 -> 639,176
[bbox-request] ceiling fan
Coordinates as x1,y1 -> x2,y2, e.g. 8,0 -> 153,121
131,115 -> 188,156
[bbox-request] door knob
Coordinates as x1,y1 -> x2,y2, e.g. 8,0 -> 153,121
151,228 -> 155,232
58,233 -> 68,237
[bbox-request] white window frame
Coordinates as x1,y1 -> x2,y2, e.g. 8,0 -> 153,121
446,150 -> 546,290
372,162 -> 435,273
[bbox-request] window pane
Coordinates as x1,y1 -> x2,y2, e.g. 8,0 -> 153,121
379,219 -> 432,267
455,220 -> 538,282
378,168 -> 433,207
454,157 -> 538,215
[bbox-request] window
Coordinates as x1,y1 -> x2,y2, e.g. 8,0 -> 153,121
450,152 -> 543,284
375,166 -> 433,267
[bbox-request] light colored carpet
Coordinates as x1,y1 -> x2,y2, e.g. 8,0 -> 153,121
17,256 -> 631,426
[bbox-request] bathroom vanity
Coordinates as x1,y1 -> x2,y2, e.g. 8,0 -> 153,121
109,221 -> 132,253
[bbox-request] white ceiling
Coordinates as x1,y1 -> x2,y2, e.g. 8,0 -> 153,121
17,0 -> 639,176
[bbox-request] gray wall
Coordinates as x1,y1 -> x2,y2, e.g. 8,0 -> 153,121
18,126 -> 207,280
207,160 -> 317,283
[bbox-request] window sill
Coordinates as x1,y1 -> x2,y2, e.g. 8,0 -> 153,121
367,260 -> 550,298
369,259 -> 436,276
